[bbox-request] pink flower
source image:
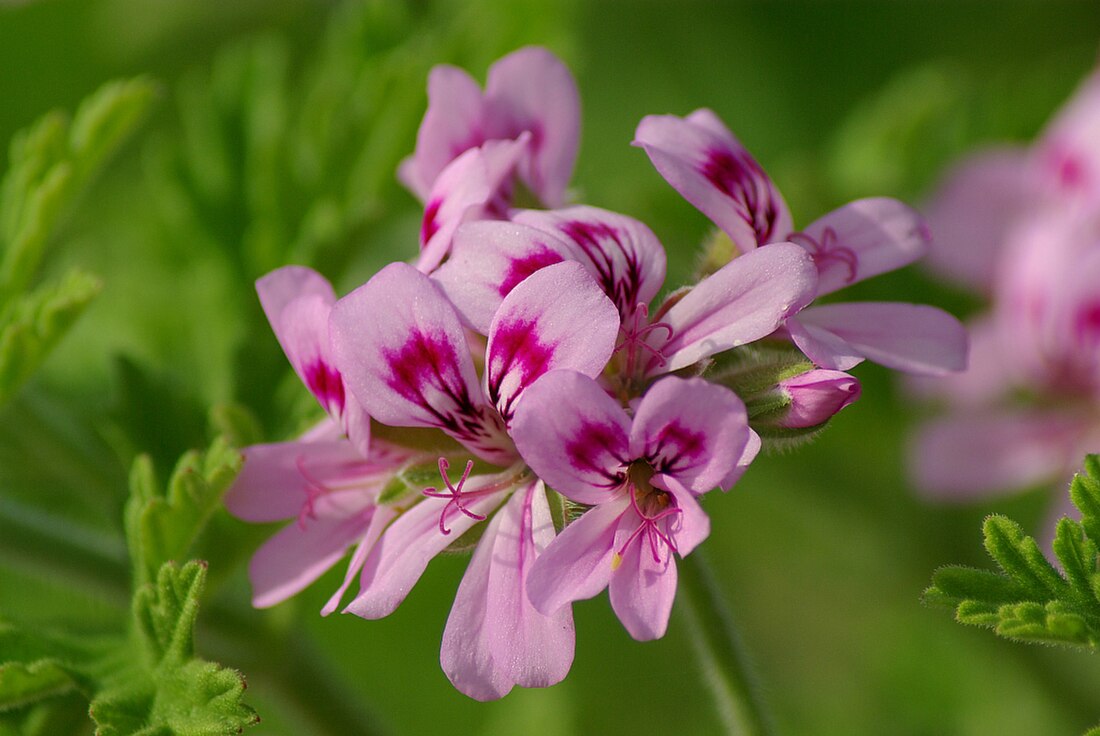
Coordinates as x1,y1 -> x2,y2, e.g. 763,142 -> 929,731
399,46 -> 580,207
512,372 -> 752,640
433,204 -> 820,387
633,109 -> 968,376
326,259 -> 619,698
400,47 -> 581,273
912,66 -> 1100,541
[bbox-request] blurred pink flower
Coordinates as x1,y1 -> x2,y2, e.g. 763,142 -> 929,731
912,68 -> 1100,536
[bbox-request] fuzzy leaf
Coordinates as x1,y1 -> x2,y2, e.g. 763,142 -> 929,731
124,439 -> 243,587
926,455 -> 1100,656
88,562 -> 256,736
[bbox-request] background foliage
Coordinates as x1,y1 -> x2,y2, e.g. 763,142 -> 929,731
1,1 -> 1099,733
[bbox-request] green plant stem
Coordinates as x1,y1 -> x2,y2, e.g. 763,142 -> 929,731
677,550 -> 774,736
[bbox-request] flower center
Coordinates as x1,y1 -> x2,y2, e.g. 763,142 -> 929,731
611,461 -> 683,569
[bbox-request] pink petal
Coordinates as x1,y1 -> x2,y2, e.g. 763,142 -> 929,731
718,429 -> 761,490
905,315 -> 1015,407
922,149 -> 1036,292
401,65 -> 487,201
633,109 -> 792,252
525,494 -> 630,615
484,47 -> 580,207
485,261 -> 620,424
661,478 -> 711,556
910,412 -> 1087,501
514,206 -> 668,318
433,220 -> 575,334
1035,68 -> 1100,207
321,505 -> 398,616
330,262 -> 514,463
511,370 -> 631,505
795,197 -> 930,296
416,138 -> 528,274
256,267 -> 350,418
795,302 -> 968,376
344,483 -> 507,619
225,439 -> 370,523
249,503 -> 375,608
785,316 -> 866,371
256,265 -> 336,327
607,510 -> 679,641
441,482 -> 575,700
656,242 -> 817,372
629,376 -> 749,493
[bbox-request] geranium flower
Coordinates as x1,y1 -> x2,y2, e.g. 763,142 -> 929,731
513,372 -> 751,640
400,47 -> 581,273
327,260 -> 619,698
634,108 -> 967,376
433,204 -> 820,392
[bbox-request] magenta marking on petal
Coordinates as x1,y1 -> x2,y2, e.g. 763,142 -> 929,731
498,246 -> 565,297
559,219 -> 645,313
422,458 -> 485,535
646,421 -> 706,476
421,198 -> 443,245
700,147 -> 780,245
564,422 -> 629,488
304,360 -> 346,416
789,227 -> 858,286
487,318 -> 554,422
384,330 -> 503,447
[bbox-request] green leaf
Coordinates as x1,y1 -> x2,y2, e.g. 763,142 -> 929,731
0,78 -> 156,307
124,439 -> 243,587
982,515 -> 1069,599
89,562 -> 257,736
0,622 -> 113,712
0,269 -> 100,404
927,455 -> 1100,656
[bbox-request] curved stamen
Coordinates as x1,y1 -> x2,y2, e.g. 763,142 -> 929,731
614,303 -> 675,375
789,227 -> 858,285
615,485 -> 684,566
295,454 -> 328,530
422,458 -> 486,535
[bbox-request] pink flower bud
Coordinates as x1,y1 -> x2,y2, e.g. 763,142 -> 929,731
777,369 -> 861,428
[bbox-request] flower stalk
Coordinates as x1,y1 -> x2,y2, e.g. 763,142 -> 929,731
677,550 -> 773,736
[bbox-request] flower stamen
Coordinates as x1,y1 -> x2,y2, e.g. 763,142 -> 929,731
422,458 -> 486,535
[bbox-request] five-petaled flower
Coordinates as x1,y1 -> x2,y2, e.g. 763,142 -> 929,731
225,45 -> 968,703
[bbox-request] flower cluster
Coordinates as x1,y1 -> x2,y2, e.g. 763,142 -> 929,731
911,66 -> 1100,538
225,47 -> 966,700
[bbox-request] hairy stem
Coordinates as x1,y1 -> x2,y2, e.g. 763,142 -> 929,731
677,550 -> 774,736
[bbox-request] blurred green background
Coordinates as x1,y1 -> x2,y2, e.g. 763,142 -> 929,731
2,1 -> 1100,733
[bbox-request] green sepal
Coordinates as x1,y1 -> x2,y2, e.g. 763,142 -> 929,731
0,269 -> 100,404
124,439 -> 243,587
694,228 -> 741,279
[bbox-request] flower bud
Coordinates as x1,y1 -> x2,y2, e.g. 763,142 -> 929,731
775,369 -> 861,428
